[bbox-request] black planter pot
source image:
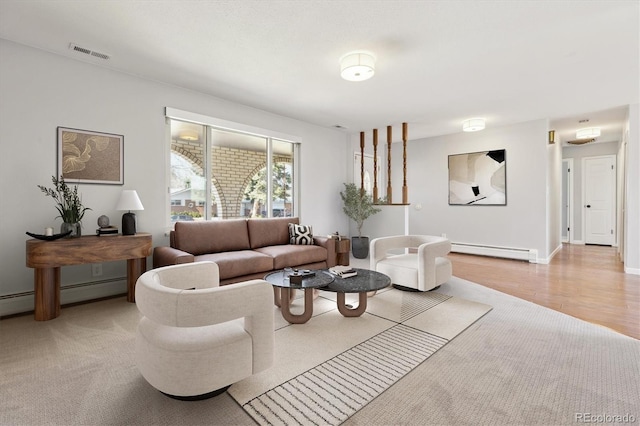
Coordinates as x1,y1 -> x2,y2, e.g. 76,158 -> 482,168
351,236 -> 370,259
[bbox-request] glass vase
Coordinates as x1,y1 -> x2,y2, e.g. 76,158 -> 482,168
61,222 -> 81,238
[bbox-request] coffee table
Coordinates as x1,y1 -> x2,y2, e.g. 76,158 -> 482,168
264,270 -> 334,324
320,268 -> 391,317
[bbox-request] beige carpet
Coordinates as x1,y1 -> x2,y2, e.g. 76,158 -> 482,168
1,275 -> 638,426
228,288 -> 491,425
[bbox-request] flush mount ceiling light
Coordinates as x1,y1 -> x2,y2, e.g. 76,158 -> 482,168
462,118 -> 485,132
179,131 -> 199,141
576,127 -> 600,139
340,51 -> 376,82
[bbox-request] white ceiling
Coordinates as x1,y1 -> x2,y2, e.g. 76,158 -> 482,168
1,1 -> 637,145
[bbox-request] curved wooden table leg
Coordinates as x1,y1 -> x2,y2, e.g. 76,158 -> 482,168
280,288 -> 314,324
273,287 -> 297,308
337,292 -> 368,317
273,287 -> 282,307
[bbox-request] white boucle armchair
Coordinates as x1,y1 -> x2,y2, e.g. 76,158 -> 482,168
135,261 -> 274,400
370,235 -> 452,292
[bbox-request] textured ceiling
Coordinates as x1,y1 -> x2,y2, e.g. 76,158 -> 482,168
0,0 -> 637,144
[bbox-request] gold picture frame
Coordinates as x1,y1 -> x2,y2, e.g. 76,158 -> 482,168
57,127 -> 124,185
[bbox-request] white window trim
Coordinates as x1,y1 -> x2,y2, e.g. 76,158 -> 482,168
165,107 -> 302,144
165,107 -> 301,222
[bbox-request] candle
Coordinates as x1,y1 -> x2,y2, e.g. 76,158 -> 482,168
45,227 -> 53,236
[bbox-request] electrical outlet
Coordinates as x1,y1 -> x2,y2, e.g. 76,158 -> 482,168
92,263 -> 103,277
442,233 -> 447,238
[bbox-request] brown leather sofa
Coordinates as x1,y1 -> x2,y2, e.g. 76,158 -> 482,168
153,217 -> 336,285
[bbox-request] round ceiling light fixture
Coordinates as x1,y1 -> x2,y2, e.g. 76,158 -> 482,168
576,127 -> 600,139
462,118 -> 485,132
340,51 -> 376,82
179,131 -> 199,141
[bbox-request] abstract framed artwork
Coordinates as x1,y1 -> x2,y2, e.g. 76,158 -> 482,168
448,149 -> 506,205
57,127 -> 124,185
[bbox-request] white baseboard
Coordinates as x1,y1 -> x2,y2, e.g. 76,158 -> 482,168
624,266 -> 640,275
0,296 -> 33,317
536,244 -> 562,264
0,278 -> 126,317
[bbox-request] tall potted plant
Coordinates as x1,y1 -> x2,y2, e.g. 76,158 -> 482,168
340,183 -> 381,259
38,175 -> 91,237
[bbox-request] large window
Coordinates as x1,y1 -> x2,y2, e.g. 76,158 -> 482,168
168,113 -> 298,223
242,139 -> 294,218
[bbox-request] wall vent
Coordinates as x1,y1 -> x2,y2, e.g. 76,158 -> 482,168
69,43 -> 111,61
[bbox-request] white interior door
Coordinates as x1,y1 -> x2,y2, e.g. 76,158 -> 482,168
584,155 -> 616,245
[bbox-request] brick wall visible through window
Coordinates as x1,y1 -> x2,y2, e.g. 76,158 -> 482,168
169,119 -> 297,222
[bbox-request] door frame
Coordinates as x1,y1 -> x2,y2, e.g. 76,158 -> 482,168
581,154 -> 616,246
562,158 -> 574,243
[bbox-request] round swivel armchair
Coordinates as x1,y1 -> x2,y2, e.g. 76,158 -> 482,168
135,261 -> 274,400
370,235 -> 452,292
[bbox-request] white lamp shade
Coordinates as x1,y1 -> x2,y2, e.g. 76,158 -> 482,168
116,190 -> 144,211
576,127 -> 600,139
462,118 -> 485,132
340,51 -> 376,82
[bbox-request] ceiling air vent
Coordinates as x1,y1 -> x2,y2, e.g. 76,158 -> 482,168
69,43 -> 111,61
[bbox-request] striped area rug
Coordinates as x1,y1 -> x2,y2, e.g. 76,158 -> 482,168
244,324 -> 447,426
231,288 -> 492,426
396,291 -> 451,322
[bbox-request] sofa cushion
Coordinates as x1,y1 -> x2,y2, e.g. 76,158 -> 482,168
288,223 -> 313,245
248,217 -> 299,249
174,220 -> 250,255
195,251 -> 273,281
254,244 -> 328,270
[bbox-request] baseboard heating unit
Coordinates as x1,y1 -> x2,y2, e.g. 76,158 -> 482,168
451,242 -> 538,263
0,277 -> 126,317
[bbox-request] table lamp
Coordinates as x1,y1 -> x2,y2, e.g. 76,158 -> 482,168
115,190 -> 144,235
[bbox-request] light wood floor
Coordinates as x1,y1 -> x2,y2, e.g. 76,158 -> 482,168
449,243 -> 640,340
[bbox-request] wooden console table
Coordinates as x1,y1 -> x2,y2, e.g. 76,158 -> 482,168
26,233 -> 152,321
335,238 -> 350,266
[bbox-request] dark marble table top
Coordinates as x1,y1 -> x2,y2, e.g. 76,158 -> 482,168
319,268 -> 391,293
264,269 -> 334,289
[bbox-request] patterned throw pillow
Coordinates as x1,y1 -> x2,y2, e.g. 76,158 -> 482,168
288,223 -> 314,245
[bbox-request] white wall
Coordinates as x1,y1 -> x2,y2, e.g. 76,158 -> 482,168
352,116 -> 640,272
362,205 -> 408,240
547,123 -> 563,262
0,40 -> 350,314
624,104 -> 640,274
351,120 -> 552,261
410,120 -> 550,259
